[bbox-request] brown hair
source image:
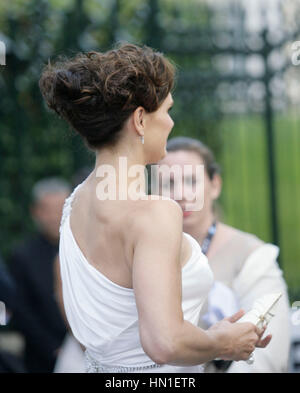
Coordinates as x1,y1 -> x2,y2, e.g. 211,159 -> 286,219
166,136 -> 221,179
39,43 -> 175,150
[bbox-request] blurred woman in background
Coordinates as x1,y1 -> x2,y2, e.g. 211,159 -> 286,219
156,136 -> 290,373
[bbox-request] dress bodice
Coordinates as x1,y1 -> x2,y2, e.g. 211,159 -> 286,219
59,181 -> 214,372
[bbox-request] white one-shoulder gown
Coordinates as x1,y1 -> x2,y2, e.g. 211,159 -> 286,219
59,182 -> 214,373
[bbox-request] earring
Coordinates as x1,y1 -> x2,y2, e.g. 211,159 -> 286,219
141,135 -> 144,145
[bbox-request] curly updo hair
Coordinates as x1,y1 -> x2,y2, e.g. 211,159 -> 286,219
39,43 -> 176,150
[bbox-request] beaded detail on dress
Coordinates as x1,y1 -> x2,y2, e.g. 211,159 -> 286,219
59,183 -> 83,234
84,351 -> 162,373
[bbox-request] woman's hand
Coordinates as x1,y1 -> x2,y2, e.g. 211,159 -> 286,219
207,309 -> 272,362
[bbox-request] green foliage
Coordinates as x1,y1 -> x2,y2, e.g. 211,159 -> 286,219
0,0 -> 221,258
218,112 -> 300,300
1,0 -> 299,302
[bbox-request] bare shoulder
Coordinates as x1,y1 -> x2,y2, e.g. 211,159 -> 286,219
128,195 -> 183,246
136,195 -> 182,223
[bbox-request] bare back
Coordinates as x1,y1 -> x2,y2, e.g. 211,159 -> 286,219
68,179 -> 192,289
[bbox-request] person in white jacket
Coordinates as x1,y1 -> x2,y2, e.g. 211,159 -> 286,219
155,136 -> 291,373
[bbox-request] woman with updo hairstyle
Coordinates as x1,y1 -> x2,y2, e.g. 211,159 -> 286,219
156,136 -> 290,373
39,43 -> 269,373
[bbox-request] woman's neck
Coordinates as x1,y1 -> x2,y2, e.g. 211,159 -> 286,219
185,211 -> 216,246
92,146 -> 147,199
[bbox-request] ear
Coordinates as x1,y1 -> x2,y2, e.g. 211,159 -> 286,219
210,173 -> 222,200
132,106 -> 146,137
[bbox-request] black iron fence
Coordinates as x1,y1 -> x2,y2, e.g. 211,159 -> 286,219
0,0 -> 300,300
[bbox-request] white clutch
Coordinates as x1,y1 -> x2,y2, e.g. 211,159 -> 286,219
237,292 -> 282,329
236,292 -> 282,364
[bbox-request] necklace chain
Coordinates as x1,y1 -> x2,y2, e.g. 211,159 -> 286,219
201,220 -> 217,255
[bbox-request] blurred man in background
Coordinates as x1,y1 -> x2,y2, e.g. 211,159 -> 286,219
8,178 -> 71,373
0,252 -> 26,372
